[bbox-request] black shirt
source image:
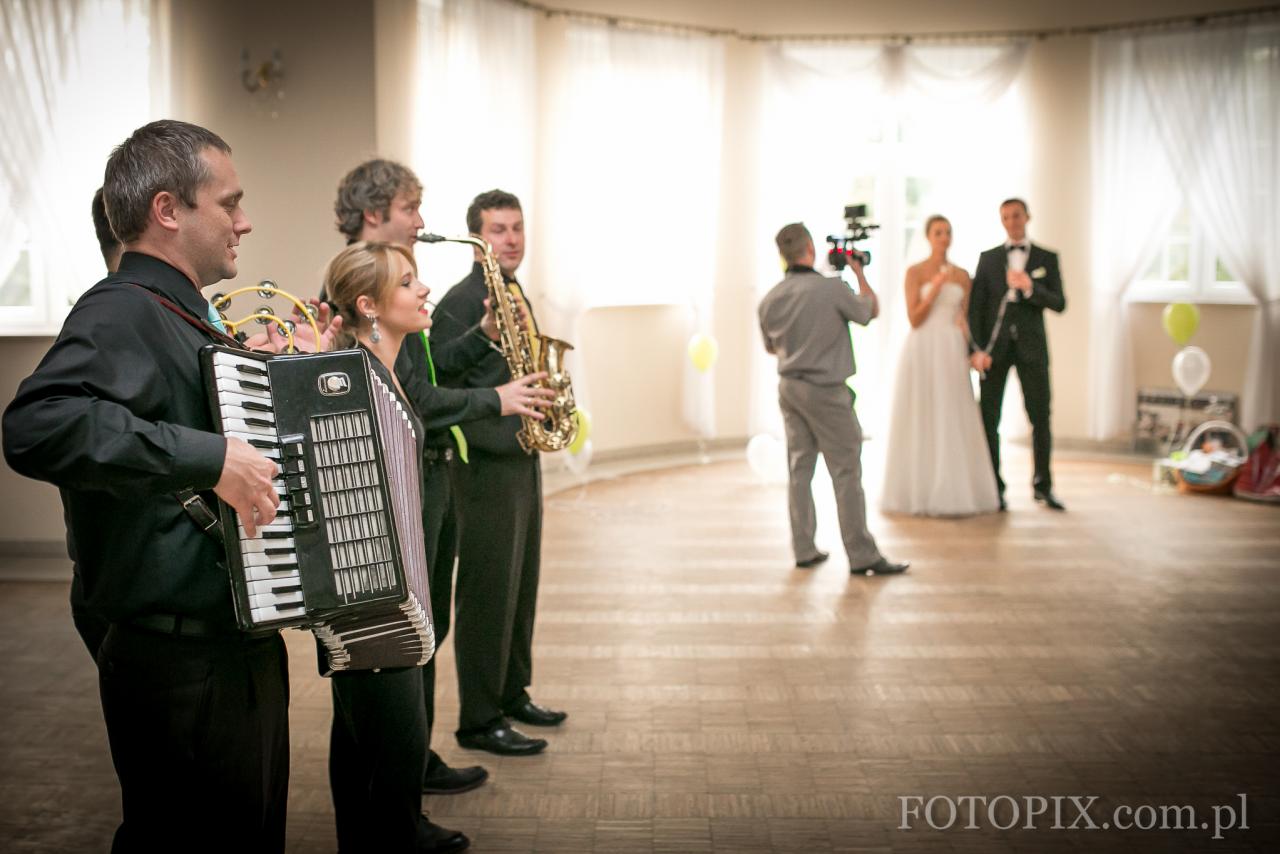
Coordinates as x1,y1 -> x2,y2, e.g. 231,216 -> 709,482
393,330 -> 500,449
3,252 -> 231,624
431,263 -> 535,457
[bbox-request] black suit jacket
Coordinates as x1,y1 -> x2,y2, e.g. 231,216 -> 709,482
968,243 -> 1066,365
393,330 -> 500,449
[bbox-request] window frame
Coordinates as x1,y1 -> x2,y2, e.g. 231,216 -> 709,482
0,239 -> 55,334
1126,206 -> 1257,306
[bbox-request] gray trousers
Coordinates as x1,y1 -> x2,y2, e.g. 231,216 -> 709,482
778,377 -> 882,569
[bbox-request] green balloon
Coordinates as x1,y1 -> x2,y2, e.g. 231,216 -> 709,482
567,408 -> 591,455
1162,302 -> 1200,346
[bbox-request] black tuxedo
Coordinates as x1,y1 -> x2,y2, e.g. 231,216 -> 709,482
967,243 -> 1066,496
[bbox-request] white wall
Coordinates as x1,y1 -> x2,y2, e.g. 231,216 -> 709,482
168,0 -> 377,298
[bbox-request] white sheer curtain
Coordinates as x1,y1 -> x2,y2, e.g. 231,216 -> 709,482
1090,23 -> 1280,436
752,44 -> 883,439
1134,24 -> 1279,430
897,42 -> 1028,101
0,0 -> 156,332
1088,35 -> 1182,439
752,42 -> 1030,439
410,0 -> 537,293
408,6 -> 726,441
539,21 -> 725,435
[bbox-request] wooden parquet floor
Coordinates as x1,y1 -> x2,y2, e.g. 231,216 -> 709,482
0,455 -> 1277,853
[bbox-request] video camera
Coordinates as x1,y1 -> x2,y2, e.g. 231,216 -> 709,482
826,204 -> 880,270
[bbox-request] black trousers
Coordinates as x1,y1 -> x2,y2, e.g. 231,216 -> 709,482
419,454 -> 459,754
450,450 -> 542,734
98,624 -> 289,854
71,571 -> 110,660
979,345 -> 1053,496
329,667 -> 427,854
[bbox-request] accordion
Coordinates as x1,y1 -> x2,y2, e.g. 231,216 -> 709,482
200,344 -> 434,673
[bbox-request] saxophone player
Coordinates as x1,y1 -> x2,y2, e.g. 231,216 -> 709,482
431,190 -> 568,756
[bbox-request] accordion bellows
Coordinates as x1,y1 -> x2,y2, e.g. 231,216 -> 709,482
201,345 -> 434,673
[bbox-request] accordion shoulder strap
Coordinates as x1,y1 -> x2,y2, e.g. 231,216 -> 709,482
175,487 -> 224,546
119,282 -> 237,545
120,282 -> 246,349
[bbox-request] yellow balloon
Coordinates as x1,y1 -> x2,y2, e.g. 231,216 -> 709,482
687,333 -> 719,373
568,408 -> 592,455
1162,302 -> 1200,346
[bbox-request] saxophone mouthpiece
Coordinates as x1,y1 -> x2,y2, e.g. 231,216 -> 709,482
415,232 -> 447,243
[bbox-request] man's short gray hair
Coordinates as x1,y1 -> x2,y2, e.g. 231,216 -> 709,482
775,222 -> 812,266
102,120 -> 231,244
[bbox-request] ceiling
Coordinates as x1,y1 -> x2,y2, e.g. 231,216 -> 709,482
537,0 -> 1267,37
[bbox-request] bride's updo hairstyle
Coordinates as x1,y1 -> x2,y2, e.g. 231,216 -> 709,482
924,214 -> 950,235
323,241 -> 417,349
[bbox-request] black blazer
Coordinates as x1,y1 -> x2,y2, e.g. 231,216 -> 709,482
967,243 -> 1066,365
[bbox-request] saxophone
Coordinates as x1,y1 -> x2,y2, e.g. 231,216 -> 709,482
417,232 -> 579,454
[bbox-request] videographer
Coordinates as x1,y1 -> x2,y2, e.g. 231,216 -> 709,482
758,222 -> 909,576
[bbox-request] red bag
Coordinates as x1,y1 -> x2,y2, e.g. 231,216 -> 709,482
1234,425 -> 1280,504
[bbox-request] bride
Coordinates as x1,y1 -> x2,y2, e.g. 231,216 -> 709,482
881,215 -> 1000,516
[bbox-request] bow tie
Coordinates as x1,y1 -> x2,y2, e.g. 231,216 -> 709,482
1007,244 -> 1028,253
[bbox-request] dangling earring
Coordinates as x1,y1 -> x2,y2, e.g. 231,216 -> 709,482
367,314 -> 381,343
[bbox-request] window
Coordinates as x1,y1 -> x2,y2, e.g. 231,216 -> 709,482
1126,203 -> 1254,305
0,0 -> 163,335
0,220 -> 34,314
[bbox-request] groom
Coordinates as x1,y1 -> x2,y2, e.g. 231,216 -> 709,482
968,198 -> 1067,511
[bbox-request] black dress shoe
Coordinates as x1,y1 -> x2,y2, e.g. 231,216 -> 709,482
852,557 -> 910,576
998,496 -> 1007,512
795,550 -> 829,569
1034,490 -> 1066,511
456,724 -> 548,756
422,752 -> 489,795
417,816 -> 469,853
505,699 -> 567,727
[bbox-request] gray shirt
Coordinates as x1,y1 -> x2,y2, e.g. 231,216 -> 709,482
758,268 -> 875,385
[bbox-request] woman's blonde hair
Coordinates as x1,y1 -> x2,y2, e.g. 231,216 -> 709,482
323,241 -> 417,348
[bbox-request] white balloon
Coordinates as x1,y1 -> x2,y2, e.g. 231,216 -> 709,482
746,434 -> 787,484
1172,346 -> 1212,398
564,439 -> 593,477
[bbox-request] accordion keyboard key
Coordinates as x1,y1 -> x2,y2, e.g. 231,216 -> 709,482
208,349 -> 312,629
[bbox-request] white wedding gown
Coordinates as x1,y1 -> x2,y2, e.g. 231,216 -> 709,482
881,283 -> 1000,516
